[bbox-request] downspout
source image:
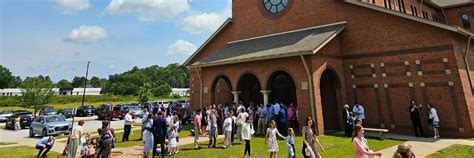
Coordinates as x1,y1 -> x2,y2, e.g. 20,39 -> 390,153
463,36 -> 473,93
441,8 -> 448,25
300,55 -> 316,122
194,67 -> 203,108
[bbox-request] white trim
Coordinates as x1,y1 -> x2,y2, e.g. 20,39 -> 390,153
312,25 -> 346,54
183,18 -> 233,66
345,0 -> 473,37
193,51 -> 313,68
228,21 -> 347,44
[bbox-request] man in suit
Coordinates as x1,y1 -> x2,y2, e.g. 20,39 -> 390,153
152,111 -> 167,158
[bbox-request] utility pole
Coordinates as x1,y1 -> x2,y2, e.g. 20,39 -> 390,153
72,61 -> 90,130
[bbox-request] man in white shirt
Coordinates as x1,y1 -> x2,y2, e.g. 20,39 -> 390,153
123,109 -> 134,142
352,103 -> 365,126
68,120 -> 84,158
273,102 -> 281,116
256,104 -> 267,135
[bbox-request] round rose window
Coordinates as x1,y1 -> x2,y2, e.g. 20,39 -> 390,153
263,0 -> 289,14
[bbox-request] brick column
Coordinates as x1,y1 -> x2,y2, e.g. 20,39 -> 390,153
260,90 -> 271,106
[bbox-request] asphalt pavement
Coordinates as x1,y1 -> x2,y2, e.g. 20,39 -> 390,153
0,116 -> 142,143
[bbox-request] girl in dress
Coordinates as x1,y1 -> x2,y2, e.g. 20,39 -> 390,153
352,125 -> 382,158
265,120 -> 285,158
286,128 -> 296,158
168,124 -> 178,155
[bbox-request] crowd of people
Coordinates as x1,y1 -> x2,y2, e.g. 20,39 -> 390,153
32,100 -> 440,158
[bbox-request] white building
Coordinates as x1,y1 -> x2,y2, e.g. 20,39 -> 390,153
0,88 -> 102,96
171,88 -> 189,97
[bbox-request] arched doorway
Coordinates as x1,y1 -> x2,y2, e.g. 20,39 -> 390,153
268,71 -> 297,105
211,76 -> 232,106
237,73 -> 262,106
320,69 -> 341,131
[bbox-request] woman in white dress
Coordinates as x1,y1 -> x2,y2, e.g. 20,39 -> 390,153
265,120 -> 285,158
142,114 -> 154,157
427,104 -> 441,138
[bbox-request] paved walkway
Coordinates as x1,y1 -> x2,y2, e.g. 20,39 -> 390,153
363,133 -> 474,158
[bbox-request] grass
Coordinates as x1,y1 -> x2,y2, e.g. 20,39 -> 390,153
0,142 -> 17,146
175,135 -> 402,158
427,144 -> 474,158
0,145 -> 61,158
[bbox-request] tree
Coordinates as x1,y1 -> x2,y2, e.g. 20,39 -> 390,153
90,76 -> 101,88
55,79 -> 72,89
170,93 -> 181,100
20,76 -> 55,116
153,84 -> 172,97
137,82 -> 152,103
72,76 -> 86,88
0,65 -> 13,88
8,76 -> 22,88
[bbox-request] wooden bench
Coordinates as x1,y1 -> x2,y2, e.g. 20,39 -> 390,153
364,128 -> 389,140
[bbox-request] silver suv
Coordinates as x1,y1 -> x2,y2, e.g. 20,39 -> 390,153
29,115 -> 71,137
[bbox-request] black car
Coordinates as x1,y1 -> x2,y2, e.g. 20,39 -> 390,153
61,108 -> 73,118
76,105 -> 95,117
5,111 -> 34,130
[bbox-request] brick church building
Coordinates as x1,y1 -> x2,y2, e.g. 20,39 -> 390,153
184,0 -> 474,137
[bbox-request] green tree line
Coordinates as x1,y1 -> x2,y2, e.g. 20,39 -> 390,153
0,63 -> 189,97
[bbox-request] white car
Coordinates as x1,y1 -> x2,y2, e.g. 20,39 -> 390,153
158,101 -> 170,108
0,110 -> 14,122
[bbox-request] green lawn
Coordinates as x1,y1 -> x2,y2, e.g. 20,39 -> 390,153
0,142 -> 17,146
175,135 -> 402,158
0,145 -> 61,158
427,144 -> 474,158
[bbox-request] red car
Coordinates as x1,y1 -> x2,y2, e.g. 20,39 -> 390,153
97,104 -> 112,120
112,105 -> 129,120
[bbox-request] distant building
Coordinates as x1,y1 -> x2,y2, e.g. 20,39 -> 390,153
171,88 -> 189,97
0,88 -> 102,96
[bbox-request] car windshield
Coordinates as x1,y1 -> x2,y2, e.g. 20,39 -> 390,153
128,106 -> 139,110
45,116 -> 66,122
179,100 -> 185,103
44,107 -> 55,112
63,109 -> 72,112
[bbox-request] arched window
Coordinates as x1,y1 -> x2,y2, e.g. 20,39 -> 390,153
462,14 -> 471,28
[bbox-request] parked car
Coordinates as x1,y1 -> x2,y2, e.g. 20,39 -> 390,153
5,111 -> 34,130
97,104 -> 112,120
112,105 -> 129,119
60,108 -> 73,118
140,102 -> 152,110
126,105 -> 142,118
159,101 -> 170,108
29,115 -> 71,137
176,99 -> 188,108
76,105 -> 95,117
39,106 -> 57,115
0,110 -> 14,122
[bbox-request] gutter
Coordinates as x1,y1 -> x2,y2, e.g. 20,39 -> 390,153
463,36 -> 473,93
194,67 -> 203,108
300,55 -> 316,123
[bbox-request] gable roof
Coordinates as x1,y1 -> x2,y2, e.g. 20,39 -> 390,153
345,0 -> 473,37
183,18 -> 233,66
191,22 -> 346,67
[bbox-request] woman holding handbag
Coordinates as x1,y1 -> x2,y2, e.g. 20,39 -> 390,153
302,117 -> 324,158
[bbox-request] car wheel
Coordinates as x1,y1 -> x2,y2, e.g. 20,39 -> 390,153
42,128 -> 47,137
29,128 -> 34,137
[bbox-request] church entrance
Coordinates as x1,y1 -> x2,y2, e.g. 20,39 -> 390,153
320,69 -> 341,130
211,76 -> 232,106
268,70 -> 296,106
237,73 -> 262,106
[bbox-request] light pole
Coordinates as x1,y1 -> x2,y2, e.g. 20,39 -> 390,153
72,61 -> 90,129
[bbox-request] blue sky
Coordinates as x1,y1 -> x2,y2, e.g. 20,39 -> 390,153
0,0 -> 231,82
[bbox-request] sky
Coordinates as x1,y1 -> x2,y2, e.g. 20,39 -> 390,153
0,0 -> 231,82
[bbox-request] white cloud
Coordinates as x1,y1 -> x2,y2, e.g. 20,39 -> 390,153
55,0 -> 91,14
166,40 -> 197,55
103,0 -> 190,22
67,25 -> 108,43
180,0 -> 231,35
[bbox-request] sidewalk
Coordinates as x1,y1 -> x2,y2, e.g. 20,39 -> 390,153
112,135 -> 225,157
366,133 -> 474,158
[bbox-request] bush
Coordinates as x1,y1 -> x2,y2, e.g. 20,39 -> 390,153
0,95 -> 137,107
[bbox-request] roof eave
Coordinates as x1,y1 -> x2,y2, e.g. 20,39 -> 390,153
194,51 -> 313,68
183,18 -> 233,67
345,0 -> 474,37
312,25 -> 346,54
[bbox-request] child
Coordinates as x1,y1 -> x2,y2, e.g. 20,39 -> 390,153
242,117 -> 254,158
265,120 -> 285,158
168,125 -> 178,155
81,133 -> 91,158
286,128 -> 296,158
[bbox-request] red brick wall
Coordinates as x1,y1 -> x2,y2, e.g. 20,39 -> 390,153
444,5 -> 474,32
187,0 -> 474,136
